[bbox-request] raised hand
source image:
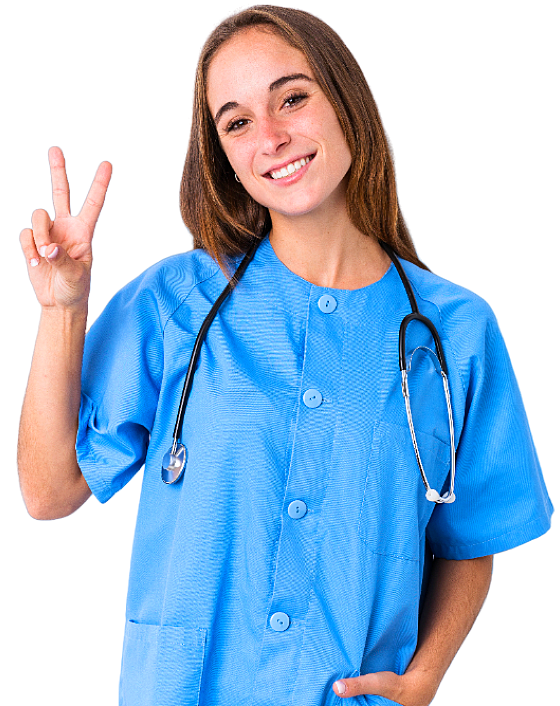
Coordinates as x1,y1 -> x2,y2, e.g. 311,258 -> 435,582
19,146 -> 112,310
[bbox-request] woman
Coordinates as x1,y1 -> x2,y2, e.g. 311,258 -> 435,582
18,5 -> 553,706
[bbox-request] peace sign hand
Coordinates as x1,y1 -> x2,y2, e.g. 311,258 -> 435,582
20,146 -> 112,311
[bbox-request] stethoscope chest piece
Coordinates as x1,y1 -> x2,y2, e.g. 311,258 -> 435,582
161,444 -> 187,484
161,235 -> 262,487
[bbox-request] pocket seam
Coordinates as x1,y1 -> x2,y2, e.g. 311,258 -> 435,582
121,621 -> 207,706
358,420 -> 450,560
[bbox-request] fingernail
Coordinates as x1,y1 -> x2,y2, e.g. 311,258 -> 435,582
30,258 -> 39,267
39,245 -> 47,257
334,681 -> 347,695
47,246 -> 59,259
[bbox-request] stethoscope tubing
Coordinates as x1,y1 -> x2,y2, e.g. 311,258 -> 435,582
170,235 -> 261,454
379,241 -> 456,502
378,240 -> 449,375
163,235 -> 456,502
399,313 -> 449,376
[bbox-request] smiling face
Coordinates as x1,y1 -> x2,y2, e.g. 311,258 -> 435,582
206,27 -> 353,220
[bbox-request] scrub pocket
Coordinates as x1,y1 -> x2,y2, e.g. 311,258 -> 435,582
358,420 -> 450,561
323,669 -> 362,705
323,670 -> 405,706
119,620 -> 207,706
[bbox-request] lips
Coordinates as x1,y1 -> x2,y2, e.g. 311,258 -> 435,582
263,152 -> 316,179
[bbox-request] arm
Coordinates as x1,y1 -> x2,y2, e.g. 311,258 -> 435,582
333,554 -> 493,705
17,146 -> 112,520
18,305 -> 92,520
404,555 -> 494,701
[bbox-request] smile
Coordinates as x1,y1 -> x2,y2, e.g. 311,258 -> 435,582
268,154 -> 315,180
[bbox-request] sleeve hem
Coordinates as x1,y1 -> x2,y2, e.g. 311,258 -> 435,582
75,394 -> 116,505
429,509 -> 554,559
77,454 -> 115,504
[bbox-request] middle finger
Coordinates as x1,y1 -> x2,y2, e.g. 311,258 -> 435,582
77,160 -> 113,231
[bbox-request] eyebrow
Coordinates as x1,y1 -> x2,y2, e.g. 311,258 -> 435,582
213,73 -> 315,126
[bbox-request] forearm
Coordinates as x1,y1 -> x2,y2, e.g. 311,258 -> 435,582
406,555 -> 493,688
18,305 -> 92,519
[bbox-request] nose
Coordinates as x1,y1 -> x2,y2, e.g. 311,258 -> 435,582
257,114 -> 290,155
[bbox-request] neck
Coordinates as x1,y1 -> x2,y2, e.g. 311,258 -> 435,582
268,201 -> 391,291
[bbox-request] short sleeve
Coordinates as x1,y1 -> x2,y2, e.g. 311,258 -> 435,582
76,270 -> 164,503
426,304 -> 554,559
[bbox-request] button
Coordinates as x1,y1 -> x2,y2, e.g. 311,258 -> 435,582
303,388 -> 323,408
288,500 -> 308,519
270,612 -> 290,632
318,294 -> 337,313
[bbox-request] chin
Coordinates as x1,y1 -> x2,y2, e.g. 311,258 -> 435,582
273,204 -> 341,221
265,194 -> 326,218
256,179 -> 347,219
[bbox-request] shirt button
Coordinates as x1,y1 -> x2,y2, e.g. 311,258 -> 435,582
288,500 -> 308,519
318,294 -> 337,313
303,388 -> 323,408
270,612 -> 290,632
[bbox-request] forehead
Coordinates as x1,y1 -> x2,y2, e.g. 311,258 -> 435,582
206,28 -> 313,109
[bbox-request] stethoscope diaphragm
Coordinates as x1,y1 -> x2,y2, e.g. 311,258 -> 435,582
161,443 -> 187,484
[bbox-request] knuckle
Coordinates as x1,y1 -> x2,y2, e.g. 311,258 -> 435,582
85,195 -> 101,208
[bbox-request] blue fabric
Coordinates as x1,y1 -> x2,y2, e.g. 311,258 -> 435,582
76,232 -> 553,706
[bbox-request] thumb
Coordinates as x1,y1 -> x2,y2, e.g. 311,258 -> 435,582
44,242 -> 75,274
41,243 -> 91,267
333,671 -> 402,700
42,242 -> 62,263
45,242 -> 92,307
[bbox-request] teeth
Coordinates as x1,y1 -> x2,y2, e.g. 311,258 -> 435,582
270,155 -> 312,180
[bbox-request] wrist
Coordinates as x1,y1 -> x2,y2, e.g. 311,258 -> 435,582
40,302 -> 89,321
39,304 -> 89,339
401,666 -> 441,706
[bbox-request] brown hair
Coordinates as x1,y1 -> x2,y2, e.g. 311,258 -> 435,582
180,5 -> 428,279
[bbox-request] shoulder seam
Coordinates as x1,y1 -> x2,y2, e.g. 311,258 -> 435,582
398,263 -> 495,402
161,265 -> 222,336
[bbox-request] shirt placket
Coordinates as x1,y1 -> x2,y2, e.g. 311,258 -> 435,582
251,289 -> 346,706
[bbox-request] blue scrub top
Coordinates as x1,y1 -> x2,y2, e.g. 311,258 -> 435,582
76,232 -> 553,706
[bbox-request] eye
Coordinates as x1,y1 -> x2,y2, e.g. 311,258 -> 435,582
225,117 -> 250,134
283,91 -> 308,108
223,92 -> 309,134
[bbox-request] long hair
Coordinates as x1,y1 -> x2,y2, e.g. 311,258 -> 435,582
180,5 -> 428,280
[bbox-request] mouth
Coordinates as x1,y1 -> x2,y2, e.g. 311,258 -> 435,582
264,153 -> 316,180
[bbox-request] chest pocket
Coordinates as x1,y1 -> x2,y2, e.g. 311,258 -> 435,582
120,620 -> 207,706
358,420 -> 451,561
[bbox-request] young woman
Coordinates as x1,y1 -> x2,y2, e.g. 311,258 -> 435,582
18,6 -> 553,706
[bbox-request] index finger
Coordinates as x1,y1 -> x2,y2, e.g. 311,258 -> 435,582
48,146 -> 71,218
77,160 -> 113,230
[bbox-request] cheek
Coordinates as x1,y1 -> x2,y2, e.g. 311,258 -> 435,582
221,148 -> 238,173
305,108 -> 351,170
326,117 -> 351,163
220,140 -> 243,174
220,139 -> 252,175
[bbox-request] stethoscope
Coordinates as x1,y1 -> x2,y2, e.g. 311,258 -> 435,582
161,235 -> 456,504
